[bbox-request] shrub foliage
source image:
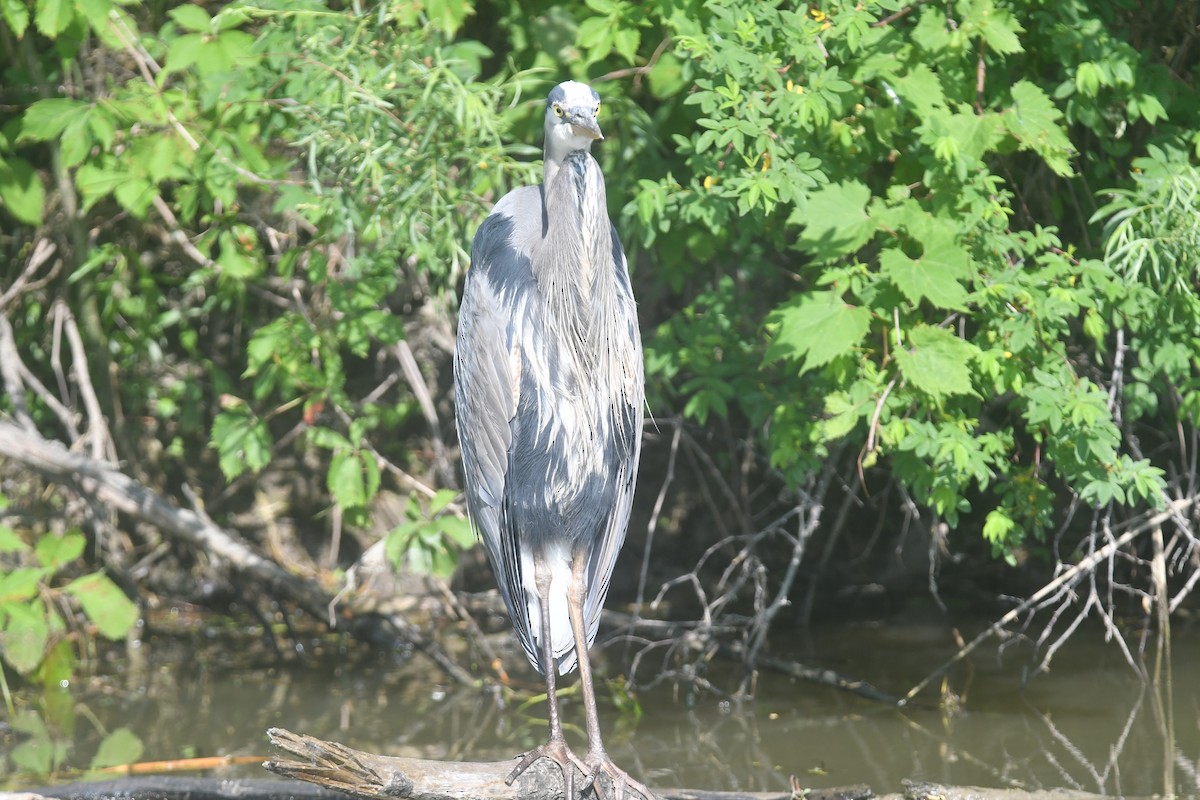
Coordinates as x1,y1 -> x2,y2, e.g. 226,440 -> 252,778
1,0 -> 1198,690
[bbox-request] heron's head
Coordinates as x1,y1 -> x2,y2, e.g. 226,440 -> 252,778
544,81 -> 603,160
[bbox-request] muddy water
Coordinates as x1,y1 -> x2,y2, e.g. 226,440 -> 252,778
8,611 -> 1199,796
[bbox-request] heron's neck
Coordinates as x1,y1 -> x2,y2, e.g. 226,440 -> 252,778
537,151 -> 613,347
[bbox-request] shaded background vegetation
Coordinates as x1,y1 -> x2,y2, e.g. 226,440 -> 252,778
1,0 -> 1199,781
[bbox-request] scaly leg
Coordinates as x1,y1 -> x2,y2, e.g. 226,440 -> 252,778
506,553 -> 589,795
567,551 -> 656,800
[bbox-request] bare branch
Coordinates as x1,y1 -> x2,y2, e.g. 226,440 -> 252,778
0,420 -> 477,687
900,496 -> 1198,704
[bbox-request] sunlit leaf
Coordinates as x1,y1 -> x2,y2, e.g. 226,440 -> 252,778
169,3 -> 210,32
0,158 -> 45,225
35,530 -> 85,569
879,241 -> 970,310
767,291 -> 872,373
794,181 -> 875,259
895,325 -> 978,399
1,0 -> 30,37
34,0 -> 73,37
65,573 -> 139,639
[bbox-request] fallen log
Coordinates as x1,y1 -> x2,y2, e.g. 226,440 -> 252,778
262,727 -> 874,800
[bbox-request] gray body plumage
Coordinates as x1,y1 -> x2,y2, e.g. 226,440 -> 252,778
454,81 -> 644,677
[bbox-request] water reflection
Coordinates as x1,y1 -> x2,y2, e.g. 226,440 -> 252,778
3,615 -> 1197,797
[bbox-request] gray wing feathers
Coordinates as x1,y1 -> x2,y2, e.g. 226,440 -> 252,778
453,219 -> 530,654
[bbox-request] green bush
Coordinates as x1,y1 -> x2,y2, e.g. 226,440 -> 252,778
1,0 -> 1197,595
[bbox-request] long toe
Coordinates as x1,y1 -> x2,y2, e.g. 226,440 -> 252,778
582,752 -> 655,800
506,737 -> 591,798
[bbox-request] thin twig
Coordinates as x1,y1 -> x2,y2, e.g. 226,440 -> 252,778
57,300 -> 116,463
394,340 -> 454,487
900,496 -> 1197,704
634,419 -> 682,616
0,239 -> 57,311
595,36 -> 673,90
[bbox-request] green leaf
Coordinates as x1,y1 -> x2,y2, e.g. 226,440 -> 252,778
1005,80 -> 1074,177
113,176 -> 155,218
1,601 -> 49,674
0,567 -> 44,603
20,98 -> 90,142
1129,93 -> 1167,125
65,573 -> 138,639
11,711 -> 61,774
880,241 -> 970,309
613,26 -> 640,64
1075,62 -> 1103,97
162,33 -> 208,77
647,52 -> 686,99
0,158 -> 45,225
210,407 -> 273,480
75,158 -> 127,211
211,29 -> 254,72
90,728 -> 144,770
891,64 -> 946,118
977,4 -> 1023,54
34,0 -> 73,37
794,180 -> 875,260
328,451 -> 373,509
1,0 -> 30,38
429,488 -> 457,516
169,3 -> 210,32
983,508 -> 1014,544
438,517 -> 475,549
821,390 -> 867,439
35,530 -> 85,569
895,325 -> 978,400
0,523 -> 28,553
75,0 -> 111,29
768,291 -> 872,373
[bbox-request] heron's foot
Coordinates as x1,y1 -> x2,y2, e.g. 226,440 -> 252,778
579,750 -> 655,800
506,737 -> 590,799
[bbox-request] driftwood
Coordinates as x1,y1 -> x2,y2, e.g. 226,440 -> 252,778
262,727 -> 874,800
19,776 -> 348,800
263,728 -> 1125,800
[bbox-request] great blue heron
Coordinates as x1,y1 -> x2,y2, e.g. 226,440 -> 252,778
453,80 -> 650,800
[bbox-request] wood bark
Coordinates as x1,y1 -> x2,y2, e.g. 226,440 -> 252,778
263,727 -> 874,800
263,727 -> 1120,800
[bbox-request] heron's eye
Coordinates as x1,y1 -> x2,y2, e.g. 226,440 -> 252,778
552,104 -> 564,117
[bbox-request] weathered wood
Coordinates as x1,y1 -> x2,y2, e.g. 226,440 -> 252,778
262,727 -> 876,800
19,776 -> 348,800
263,728 -> 1138,800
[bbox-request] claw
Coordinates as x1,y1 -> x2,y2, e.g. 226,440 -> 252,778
581,750 -> 655,800
506,737 -> 591,798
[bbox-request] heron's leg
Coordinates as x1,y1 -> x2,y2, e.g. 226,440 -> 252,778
566,551 -> 656,800
506,554 -> 588,794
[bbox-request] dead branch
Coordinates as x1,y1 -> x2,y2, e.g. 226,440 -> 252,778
900,495 -> 1198,704
0,238 -> 58,311
603,611 -> 900,706
0,420 -> 475,686
0,314 -> 36,432
394,338 -> 454,487
263,727 -> 876,800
